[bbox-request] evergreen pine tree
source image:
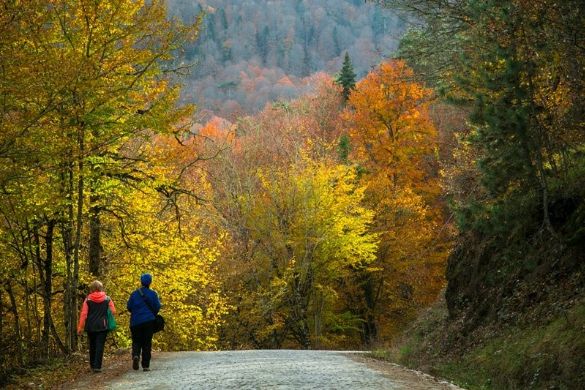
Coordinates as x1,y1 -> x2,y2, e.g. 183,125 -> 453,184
336,52 -> 357,102
218,7 -> 228,30
256,26 -> 270,65
372,8 -> 385,39
332,26 -> 341,56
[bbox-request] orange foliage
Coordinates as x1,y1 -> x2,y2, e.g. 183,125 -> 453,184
277,76 -> 294,87
230,74 -> 344,168
344,60 -> 451,341
347,60 -> 438,197
199,116 -> 235,142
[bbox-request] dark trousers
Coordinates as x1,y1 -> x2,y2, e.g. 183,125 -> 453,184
88,330 -> 108,369
131,320 -> 155,368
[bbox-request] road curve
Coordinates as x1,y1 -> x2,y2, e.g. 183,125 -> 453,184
74,350 -> 460,389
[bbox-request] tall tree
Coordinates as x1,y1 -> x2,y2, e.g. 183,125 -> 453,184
336,52 -> 357,102
379,1 -> 585,347
344,60 -> 449,343
256,26 -> 270,65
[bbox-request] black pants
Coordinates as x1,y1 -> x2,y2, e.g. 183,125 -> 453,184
88,330 -> 108,369
131,320 -> 155,368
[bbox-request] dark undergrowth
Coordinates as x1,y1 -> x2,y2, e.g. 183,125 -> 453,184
3,348 -> 130,389
372,160 -> 585,389
2,353 -> 88,389
374,230 -> 585,390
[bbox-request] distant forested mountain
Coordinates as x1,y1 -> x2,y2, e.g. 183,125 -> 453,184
168,0 -> 405,118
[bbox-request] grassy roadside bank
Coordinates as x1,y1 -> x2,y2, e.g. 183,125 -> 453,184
373,295 -> 585,389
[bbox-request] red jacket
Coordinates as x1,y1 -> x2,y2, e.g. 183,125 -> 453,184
77,291 -> 116,333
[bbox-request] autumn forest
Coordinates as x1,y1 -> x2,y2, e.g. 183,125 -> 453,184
1,0 -> 584,387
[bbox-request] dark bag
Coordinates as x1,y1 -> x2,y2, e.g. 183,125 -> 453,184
138,288 -> 164,333
153,314 -> 165,333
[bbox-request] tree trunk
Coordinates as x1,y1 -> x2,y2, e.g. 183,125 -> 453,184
27,221 -> 42,350
0,287 -> 3,368
88,197 -> 102,277
43,220 -> 56,358
289,270 -> 313,349
33,223 -> 48,359
6,281 -> 24,366
23,260 -> 33,359
361,274 -> 379,346
71,124 -> 85,352
523,52 -> 554,234
62,163 -> 75,351
50,317 -> 68,355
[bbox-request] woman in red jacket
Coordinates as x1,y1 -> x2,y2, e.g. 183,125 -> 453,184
77,280 -> 116,372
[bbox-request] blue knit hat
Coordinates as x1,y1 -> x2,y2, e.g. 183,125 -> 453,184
140,273 -> 152,286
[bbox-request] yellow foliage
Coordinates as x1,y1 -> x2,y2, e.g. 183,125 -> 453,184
103,185 -> 228,351
220,156 -> 379,348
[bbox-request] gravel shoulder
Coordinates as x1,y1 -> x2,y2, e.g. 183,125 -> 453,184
347,354 -> 464,390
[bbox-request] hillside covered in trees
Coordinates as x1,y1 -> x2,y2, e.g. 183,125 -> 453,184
0,1 -> 444,384
168,0 -> 404,117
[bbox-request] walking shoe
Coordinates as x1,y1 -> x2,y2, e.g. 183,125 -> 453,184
143,367 -> 150,371
132,356 -> 139,370
93,368 -> 102,373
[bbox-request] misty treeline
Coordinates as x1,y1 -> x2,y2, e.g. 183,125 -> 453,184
168,0 -> 405,117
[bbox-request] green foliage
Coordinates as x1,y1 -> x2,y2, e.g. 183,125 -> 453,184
381,1 -> 585,387
452,153 -> 585,244
335,52 -> 357,102
468,54 -> 536,198
394,0 -> 585,232
337,134 -> 351,164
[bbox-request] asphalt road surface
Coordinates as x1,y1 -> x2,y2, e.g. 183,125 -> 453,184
71,350 -> 462,389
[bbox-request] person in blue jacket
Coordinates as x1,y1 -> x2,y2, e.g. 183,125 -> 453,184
127,273 -> 161,371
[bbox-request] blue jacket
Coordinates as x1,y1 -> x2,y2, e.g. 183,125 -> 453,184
127,287 -> 161,327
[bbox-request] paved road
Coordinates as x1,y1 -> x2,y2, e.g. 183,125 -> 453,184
91,350 -> 459,390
